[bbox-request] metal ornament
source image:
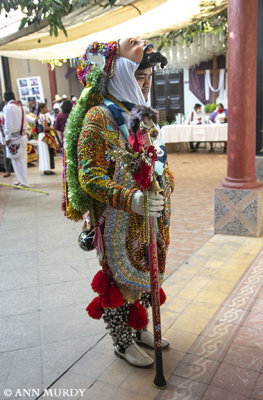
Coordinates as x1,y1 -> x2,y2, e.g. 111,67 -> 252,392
78,228 -> 95,251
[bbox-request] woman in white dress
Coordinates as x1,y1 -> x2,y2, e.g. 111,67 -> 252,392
37,103 -> 56,175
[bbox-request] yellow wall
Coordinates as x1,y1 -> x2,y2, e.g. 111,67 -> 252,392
9,58 -> 51,107
55,63 -> 82,99
55,63 -> 70,100
8,58 -> 82,109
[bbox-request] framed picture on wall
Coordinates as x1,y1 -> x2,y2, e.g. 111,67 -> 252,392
17,76 -> 44,106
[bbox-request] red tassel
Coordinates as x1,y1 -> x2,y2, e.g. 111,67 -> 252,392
86,296 -> 103,319
101,281 -> 125,308
91,270 -> 109,295
127,300 -> 148,330
159,287 -> 166,306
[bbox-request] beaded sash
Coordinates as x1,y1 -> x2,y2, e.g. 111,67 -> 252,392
103,130 -> 165,296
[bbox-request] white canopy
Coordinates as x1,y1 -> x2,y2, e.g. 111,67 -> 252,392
0,0 -> 227,61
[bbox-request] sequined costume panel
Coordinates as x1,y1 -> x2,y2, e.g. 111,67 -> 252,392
77,105 -> 174,302
125,165 -> 173,276
78,106 -> 137,219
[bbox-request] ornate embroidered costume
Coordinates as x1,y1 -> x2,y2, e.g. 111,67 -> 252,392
63,39 -> 174,363
78,103 -> 174,303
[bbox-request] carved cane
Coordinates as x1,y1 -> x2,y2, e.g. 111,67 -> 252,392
148,176 -> 166,389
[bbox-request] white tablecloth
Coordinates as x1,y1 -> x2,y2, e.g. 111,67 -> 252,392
161,124 -> 228,144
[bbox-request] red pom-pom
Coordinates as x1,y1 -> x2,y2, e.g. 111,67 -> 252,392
101,283 -> 125,308
150,288 -> 167,307
159,287 -> 166,306
127,300 -> 148,330
86,296 -> 103,319
91,270 -> 109,295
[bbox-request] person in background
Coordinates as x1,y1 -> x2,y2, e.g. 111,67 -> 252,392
71,96 -> 77,106
0,100 -> 12,177
37,103 -> 56,175
54,100 -> 72,144
185,103 -> 204,152
52,94 -> 62,113
3,91 -> 28,187
208,103 -> 228,153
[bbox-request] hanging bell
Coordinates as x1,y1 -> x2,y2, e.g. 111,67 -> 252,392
78,227 -> 95,251
149,174 -> 162,193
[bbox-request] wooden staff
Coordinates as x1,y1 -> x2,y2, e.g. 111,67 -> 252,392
148,177 -> 166,389
0,182 -> 49,195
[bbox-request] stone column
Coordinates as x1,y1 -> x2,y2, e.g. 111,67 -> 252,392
214,0 -> 263,237
48,63 -> 57,103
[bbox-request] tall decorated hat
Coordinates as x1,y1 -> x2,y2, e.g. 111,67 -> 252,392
76,41 -> 119,87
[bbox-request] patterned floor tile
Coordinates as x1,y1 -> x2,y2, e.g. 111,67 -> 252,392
155,375 -> 207,400
251,373 -> 263,400
233,326 -> 263,350
213,305 -> 247,326
223,343 -> 263,371
251,298 -> 263,315
201,385 -> 250,400
201,321 -> 238,341
242,311 -> 263,332
211,363 -> 259,397
188,335 -> 229,362
173,354 -> 219,384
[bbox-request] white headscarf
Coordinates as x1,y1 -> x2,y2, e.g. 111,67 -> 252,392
107,56 -> 145,106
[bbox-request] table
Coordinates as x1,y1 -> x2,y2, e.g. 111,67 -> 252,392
161,124 -> 228,144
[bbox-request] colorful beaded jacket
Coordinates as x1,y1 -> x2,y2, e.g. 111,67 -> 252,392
77,101 -> 174,303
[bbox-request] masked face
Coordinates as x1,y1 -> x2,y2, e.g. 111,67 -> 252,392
119,38 -> 146,64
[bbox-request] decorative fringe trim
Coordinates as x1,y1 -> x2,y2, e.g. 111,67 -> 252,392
127,300 -> 148,330
63,72 -> 105,221
94,224 -> 103,259
65,201 -> 83,221
94,214 -> 105,260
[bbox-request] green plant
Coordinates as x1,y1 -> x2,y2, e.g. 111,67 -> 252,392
0,0 -> 118,37
204,104 -> 217,113
160,120 -> 170,127
157,9 -> 227,50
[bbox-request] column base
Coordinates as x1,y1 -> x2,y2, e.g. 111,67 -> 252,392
214,186 -> 263,237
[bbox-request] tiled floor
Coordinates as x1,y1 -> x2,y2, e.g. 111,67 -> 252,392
1,150 -> 263,400
165,150 -> 227,277
157,238 -> 263,400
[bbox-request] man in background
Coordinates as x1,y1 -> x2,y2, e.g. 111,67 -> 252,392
185,103 -> 204,152
3,91 -> 28,187
0,100 -> 12,177
209,103 -> 227,153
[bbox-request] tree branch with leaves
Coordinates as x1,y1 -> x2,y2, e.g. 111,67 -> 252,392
0,0 -> 118,37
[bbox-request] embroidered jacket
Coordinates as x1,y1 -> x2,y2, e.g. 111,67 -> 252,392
78,104 -> 174,302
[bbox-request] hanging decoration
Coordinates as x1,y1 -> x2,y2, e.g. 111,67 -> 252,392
154,10 -> 227,71
205,68 -> 225,101
154,31 -> 226,71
